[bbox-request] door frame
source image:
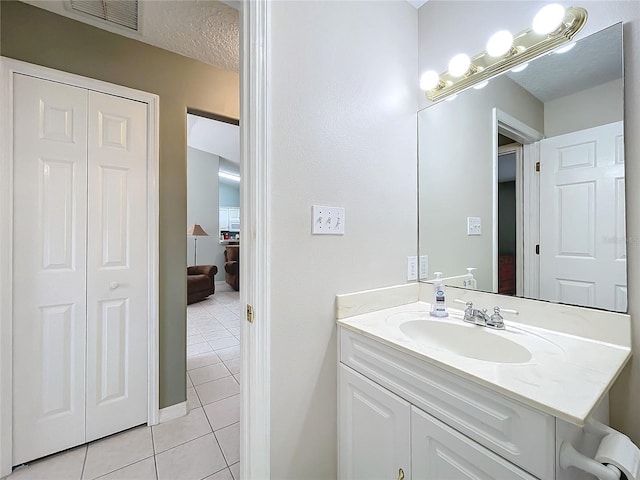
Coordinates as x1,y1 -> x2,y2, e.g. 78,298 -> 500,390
0,57 -> 160,476
492,108 -> 543,299
240,0 -> 272,478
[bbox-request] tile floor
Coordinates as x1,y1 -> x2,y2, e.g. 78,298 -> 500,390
6,284 -> 241,480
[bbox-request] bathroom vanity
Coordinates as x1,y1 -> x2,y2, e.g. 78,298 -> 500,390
336,284 -> 631,480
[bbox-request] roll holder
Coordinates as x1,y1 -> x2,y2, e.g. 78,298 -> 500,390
559,419 -> 625,480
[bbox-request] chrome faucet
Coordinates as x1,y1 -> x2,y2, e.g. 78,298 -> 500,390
455,301 -> 517,330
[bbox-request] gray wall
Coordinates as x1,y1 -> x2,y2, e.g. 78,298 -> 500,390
1,1 -> 240,409
419,0 -> 640,444
269,1 -> 418,477
187,147 -> 221,272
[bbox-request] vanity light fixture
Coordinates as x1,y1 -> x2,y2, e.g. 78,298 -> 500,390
420,4 -> 587,101
448,53 -> 473,77
486,30 -> 514,57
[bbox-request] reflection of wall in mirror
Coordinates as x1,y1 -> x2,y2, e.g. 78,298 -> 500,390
419,74 -> 543,292
545,78 -> 623,137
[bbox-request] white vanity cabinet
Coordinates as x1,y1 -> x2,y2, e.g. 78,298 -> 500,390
338,327 -> 556,480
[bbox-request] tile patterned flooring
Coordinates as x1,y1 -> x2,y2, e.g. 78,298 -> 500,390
6,284 -> 241,480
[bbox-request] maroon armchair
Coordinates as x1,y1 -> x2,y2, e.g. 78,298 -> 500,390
224,246 -> 239,291
187,265 -> 217,304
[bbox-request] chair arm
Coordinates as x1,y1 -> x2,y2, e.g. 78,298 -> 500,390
188,265 -> 218,279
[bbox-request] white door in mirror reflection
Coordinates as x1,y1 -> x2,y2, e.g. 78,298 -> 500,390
539,121 -> 626,312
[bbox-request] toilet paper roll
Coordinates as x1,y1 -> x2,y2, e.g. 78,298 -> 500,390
595,431 -> 640,480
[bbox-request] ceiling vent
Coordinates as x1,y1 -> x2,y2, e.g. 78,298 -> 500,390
70,0 -> 138,31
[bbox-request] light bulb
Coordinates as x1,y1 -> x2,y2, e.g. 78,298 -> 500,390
511,63 -> 529,73
448,54 -> 471,77
554,42 -> 576,54
473,81 -> 489,90
420,70 -> 440,90
486,30 -> 514,57
532,3 -> 565,35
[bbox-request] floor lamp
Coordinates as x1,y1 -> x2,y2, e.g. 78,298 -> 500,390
187,224 -> 208,265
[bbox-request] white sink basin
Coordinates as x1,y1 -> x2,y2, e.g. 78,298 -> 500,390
389,312 -> 533,364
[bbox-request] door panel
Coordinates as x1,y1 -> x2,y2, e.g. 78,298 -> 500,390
12,74 -> 88,465
85,91 -> 148,441
539,122 -> 626,312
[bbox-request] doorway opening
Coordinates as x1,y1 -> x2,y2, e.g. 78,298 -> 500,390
497,141 -> 523,297
185,111 -> 241,476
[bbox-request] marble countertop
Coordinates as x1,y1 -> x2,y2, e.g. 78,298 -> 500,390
337,299 -> 631,426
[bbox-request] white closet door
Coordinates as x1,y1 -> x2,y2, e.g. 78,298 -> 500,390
539,122 -> 625,312
85,91 -> 148,441
12,74 -> 88,465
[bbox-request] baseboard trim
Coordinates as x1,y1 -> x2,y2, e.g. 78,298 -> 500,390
158,401 -> 187,423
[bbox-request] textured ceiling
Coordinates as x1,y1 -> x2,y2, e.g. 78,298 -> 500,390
20,0 -> 240,72
506,23 -> 622,103
142,0 -> 239,71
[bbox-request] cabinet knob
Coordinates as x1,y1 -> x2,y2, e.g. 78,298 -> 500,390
109,282 -> 119,290
397,468 -> 405,480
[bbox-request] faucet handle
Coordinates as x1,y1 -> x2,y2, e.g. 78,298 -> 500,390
496,307 -> 519,315
486,306 -> 505,329
454,299 -> 475,323
453,299 -> 472,307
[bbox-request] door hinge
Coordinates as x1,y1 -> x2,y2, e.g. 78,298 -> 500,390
535,161 -> 540,172
246,304 -> 254,323
535,244 -> 540,255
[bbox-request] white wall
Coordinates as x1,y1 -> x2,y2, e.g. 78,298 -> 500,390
187,147 -> 224,276
268,1 -> 418,477
544,78 -> 624,137
418,0 -> 640,443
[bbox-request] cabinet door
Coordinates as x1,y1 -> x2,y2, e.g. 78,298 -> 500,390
229,207 -> 240,223
339,364 -> 410,480
219,207 -> 229,230
411,406 -> 537,480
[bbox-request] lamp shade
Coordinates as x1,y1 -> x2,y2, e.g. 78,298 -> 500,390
187,224 -> 208,236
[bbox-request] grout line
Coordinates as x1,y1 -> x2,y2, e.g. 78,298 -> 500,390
213,422 -> 240,467
153,431 -> 212,456
150,422 -> 159,480
92,457 -> 156,480
80,445 -> 89,480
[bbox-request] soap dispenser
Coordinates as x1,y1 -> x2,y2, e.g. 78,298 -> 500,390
463,267 -> 477,290
430,272 -> 448,317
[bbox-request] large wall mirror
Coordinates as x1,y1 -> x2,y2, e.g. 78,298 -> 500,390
418,22 -> 625,313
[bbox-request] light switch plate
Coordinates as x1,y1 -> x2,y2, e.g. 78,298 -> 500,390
467,216 -> 481,236
312,205 -> 345,235
407,256 -> 418,281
